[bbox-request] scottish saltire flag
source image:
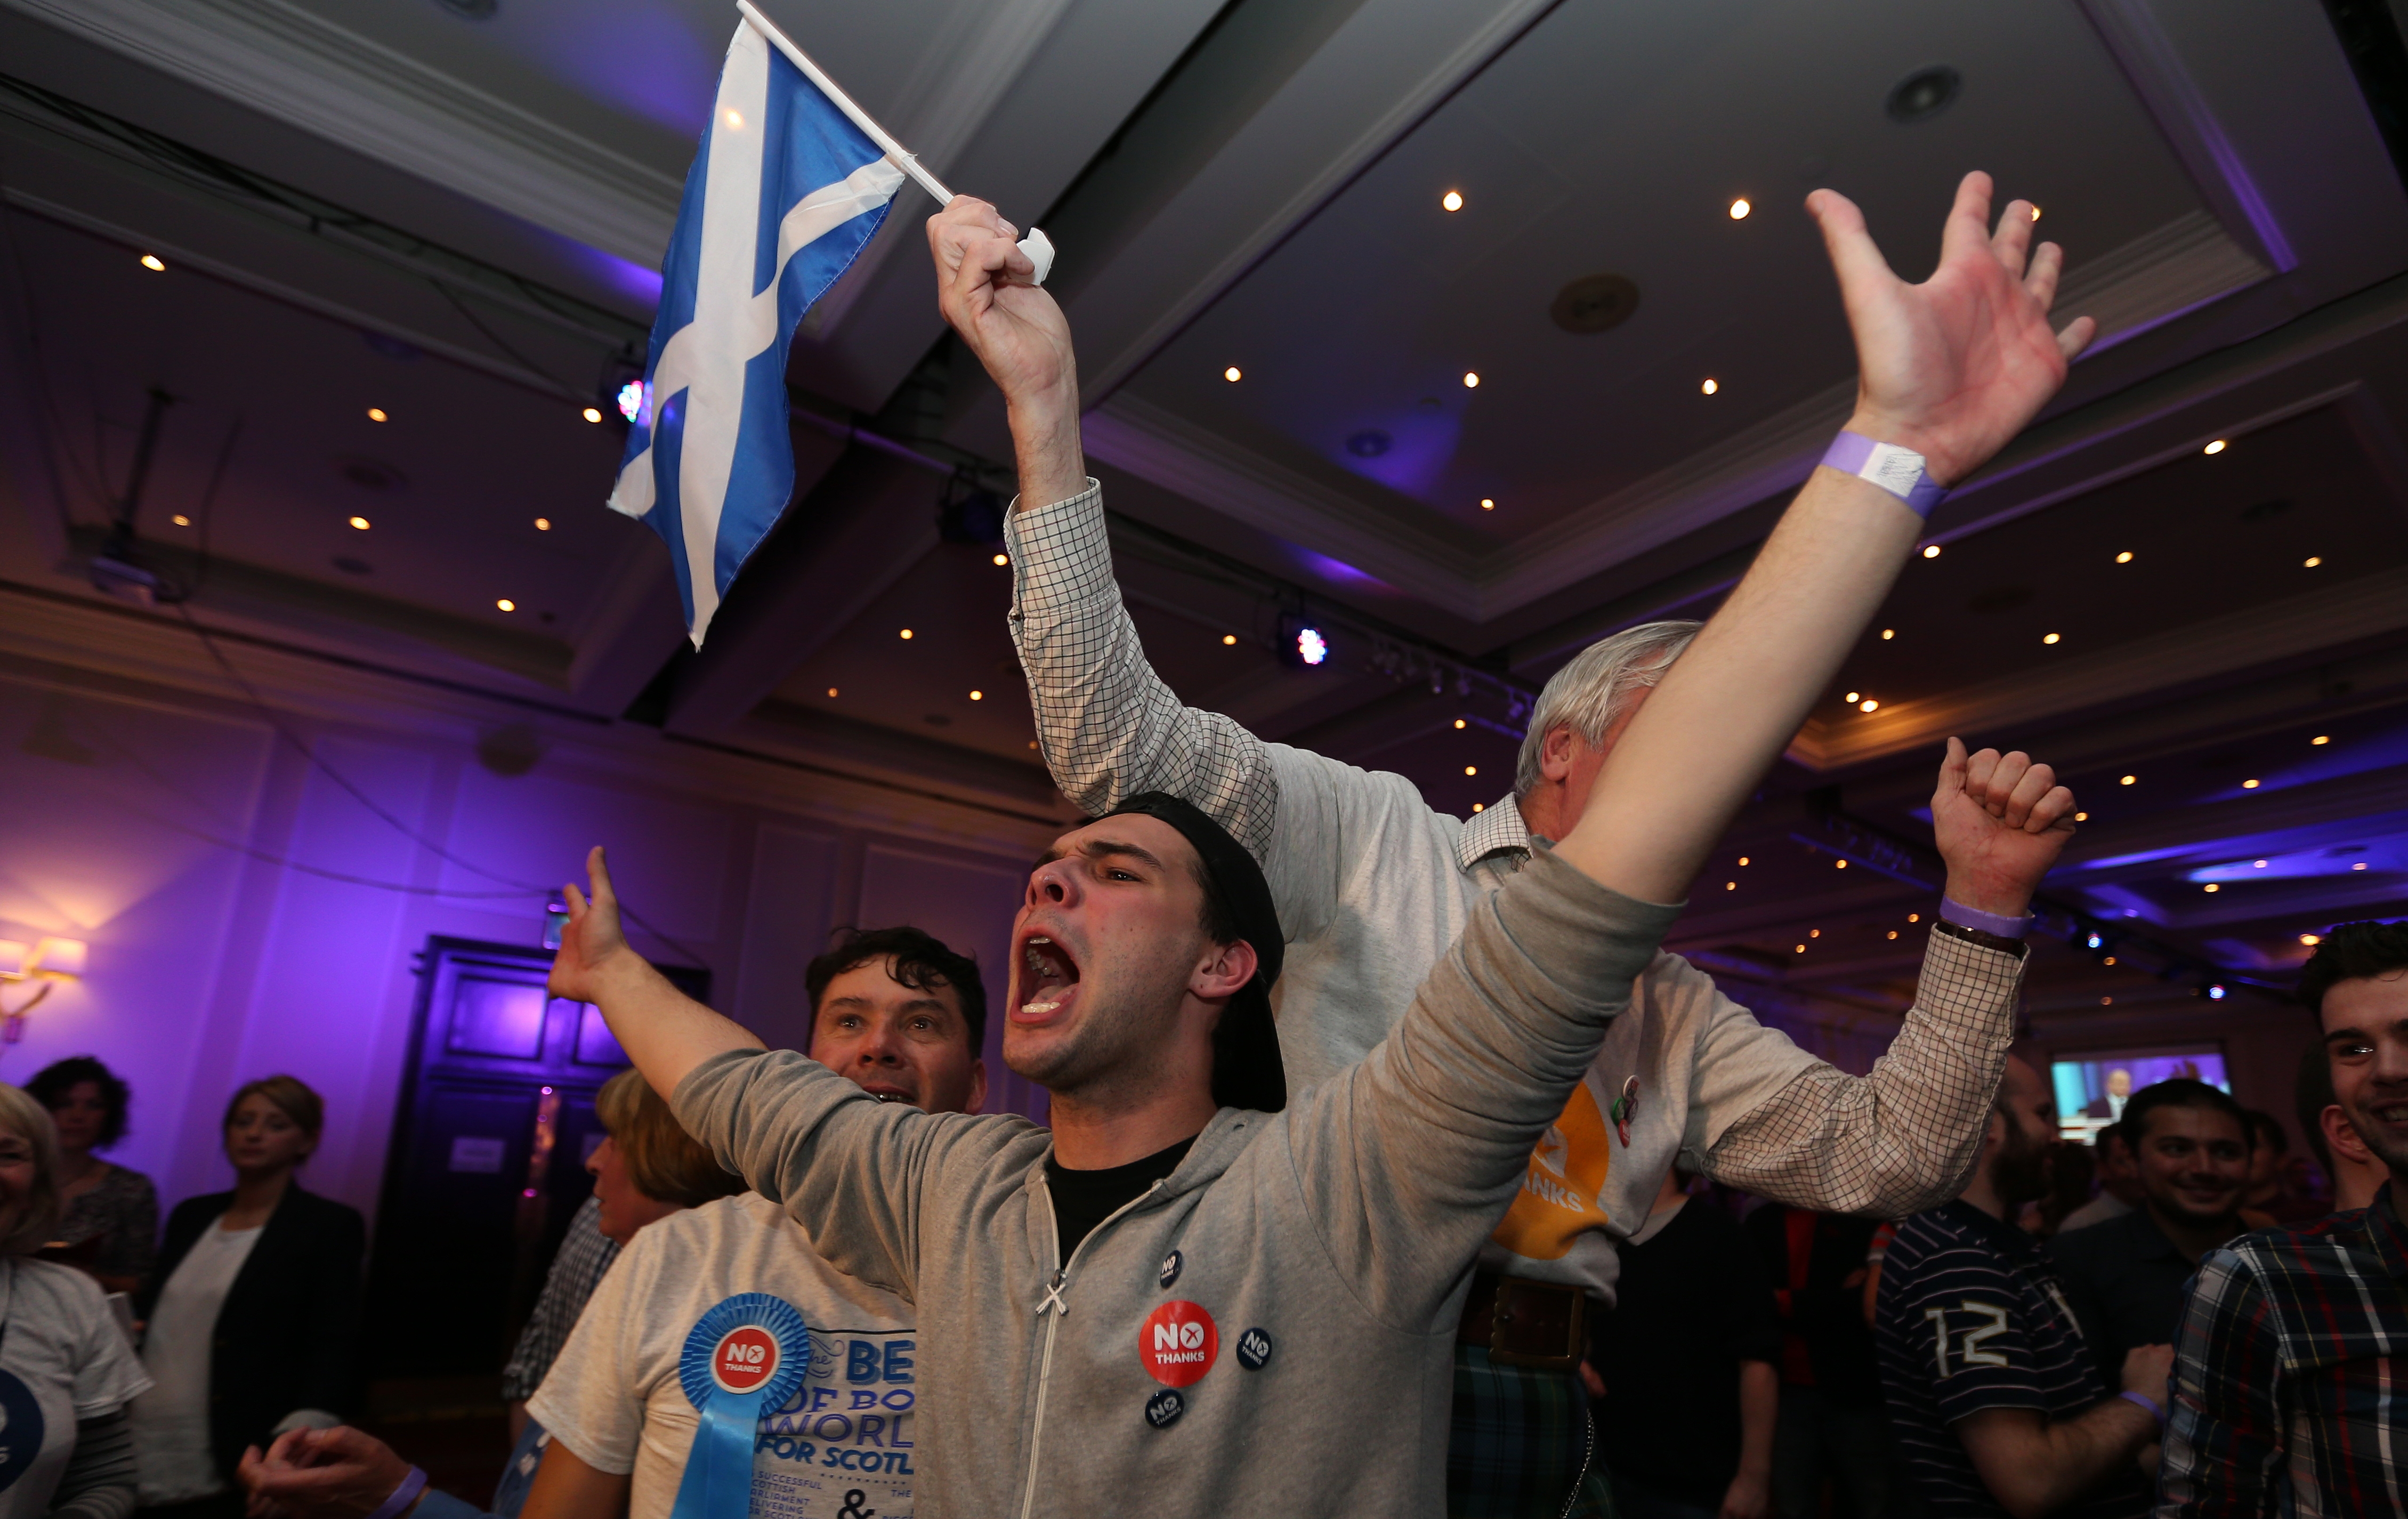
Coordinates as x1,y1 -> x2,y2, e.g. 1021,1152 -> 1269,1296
608,21 -> 906,645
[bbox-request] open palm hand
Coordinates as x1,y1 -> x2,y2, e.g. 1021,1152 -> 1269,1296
1810,172 -> 2094,486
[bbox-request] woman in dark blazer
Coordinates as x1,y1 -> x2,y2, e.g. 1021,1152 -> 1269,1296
131,1075 -> 363,1519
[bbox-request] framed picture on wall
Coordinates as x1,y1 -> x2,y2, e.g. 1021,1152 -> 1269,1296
2048,1042 -> 2232,1141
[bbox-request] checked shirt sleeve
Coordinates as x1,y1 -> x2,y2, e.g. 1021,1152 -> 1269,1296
1004,482 -> 1278,860
1703,924 -> 2022,1217
2156,1248 -> 2285,1518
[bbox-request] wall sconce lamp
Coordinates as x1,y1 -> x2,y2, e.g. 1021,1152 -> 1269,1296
1,937 -> 87,1044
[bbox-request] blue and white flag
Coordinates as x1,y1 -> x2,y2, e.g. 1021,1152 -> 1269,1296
608,21 -> 905,645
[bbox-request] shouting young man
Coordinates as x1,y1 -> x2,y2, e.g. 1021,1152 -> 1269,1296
550,172 -> 2094,1518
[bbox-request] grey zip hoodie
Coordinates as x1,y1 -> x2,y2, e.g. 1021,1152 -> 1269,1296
673,846 -> 1680,1517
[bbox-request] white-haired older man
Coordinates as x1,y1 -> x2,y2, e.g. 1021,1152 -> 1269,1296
943,174 -> 2076,1516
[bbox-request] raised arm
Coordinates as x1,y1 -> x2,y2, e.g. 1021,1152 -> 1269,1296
1557,171 -> 2091,903
929,199 -> 1281,856
1699,741 -> 2075,1215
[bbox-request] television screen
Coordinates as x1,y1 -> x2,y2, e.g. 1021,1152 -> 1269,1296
2050,1045 -> 2231,1140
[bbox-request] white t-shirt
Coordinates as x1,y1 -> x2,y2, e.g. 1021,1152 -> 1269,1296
133,1218 -> 263,1502
0,1257 -> 152,1519
528,1194 -> 917,1519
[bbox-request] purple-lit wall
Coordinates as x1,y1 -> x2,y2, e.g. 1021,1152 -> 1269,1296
0,671 -> 1044,1235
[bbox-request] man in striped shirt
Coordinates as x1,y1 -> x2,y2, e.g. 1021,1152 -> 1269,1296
1876,1055 -> 2169,1518
2158,918 -> 2408,1517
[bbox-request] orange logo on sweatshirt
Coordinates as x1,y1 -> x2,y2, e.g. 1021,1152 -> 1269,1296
1489,1081 -> 1612,1261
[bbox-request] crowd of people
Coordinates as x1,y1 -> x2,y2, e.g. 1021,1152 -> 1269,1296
3,171 -> 2405,1519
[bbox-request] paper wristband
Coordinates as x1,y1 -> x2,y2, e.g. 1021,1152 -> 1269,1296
1940,897 -> 2033,939
1822,431 -> 1946,519
367,1468 -> 427,1519
2120,1391 -> 2166,1428
670,1293 -> 811,1519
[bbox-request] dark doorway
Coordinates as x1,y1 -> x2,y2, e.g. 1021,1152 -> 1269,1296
366,936 -> 708,1380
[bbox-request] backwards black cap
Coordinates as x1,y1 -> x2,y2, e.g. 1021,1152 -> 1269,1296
1096,791 -> 1287,1113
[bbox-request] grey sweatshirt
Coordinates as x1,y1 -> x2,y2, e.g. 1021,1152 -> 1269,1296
674,847 -> 1681,1519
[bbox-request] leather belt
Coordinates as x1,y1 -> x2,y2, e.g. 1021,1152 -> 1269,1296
1457,1268 -> 1586,1369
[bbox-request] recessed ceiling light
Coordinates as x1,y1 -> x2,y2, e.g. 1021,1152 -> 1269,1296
2104,956 -> 2115,965
993,553 -> 1009,566
1442,190 -> 1464,212
1908,912 -> 1919,923
2100,996 -> 2113,1006
2204,439 -> 2227,455
1795,944 -> 1806,954
1835,859 -> 1847,869
2354,862 -> 2368,870
827,687 -> 838,698
2115,551 -> 2134,563
1845,691 -> 1860,703
2243,779 -> 2260,789
2204,883 -> 2219,892
1462,371 -> 1480,388
1922,544 -> 1942,559
1701,378 -> 1719,395
1480,498 -> 1495,510
2029,206 -> 2041,222
1885,64 -> 1962,124
1464,765 -> 1477,777
2254,859 -> 2268,868
581,407 -> 603,423
496,598 -> 515,611
1738,857 -> 1750,867
2301,933 -> 2321,946
1859,698 -> 1879,713
2075,811 -> 2088,821
1887,929 -> 1897,939
2120,774 -> 2136,785
1472,802 -> 1484,813
2312,734 -> 2330,745
2042,632 -> 2060,644
1219,634 -> 1237,647
899,628 -> 913,640
1453,718 -> 1466,729
969,690 -> 983,701
1809,929 -> 1820,938
1223,366 -> 1242,382
2304,555 -> 2322,568
367,407 -> 388,422
139,253 -> 166,272
171,514 -> 191,527
535,517 -> 552,531
1728,198 -> 1751,220
349,516 -> 370,530
1881,628 -> 1895,640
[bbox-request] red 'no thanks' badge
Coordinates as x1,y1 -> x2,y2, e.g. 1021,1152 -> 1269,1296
1139,1300 -> 1218,1388
712,1324 -> 780,1394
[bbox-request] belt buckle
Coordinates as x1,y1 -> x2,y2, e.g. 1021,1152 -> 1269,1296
1488,1274 -> 1585,1370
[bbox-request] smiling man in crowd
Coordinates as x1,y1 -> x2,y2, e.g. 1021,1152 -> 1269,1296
2050,1079 -> 2251,1388
2159,920 -> 2408,1516
549,171 -> 2100,1518
241,927 -> 989,1519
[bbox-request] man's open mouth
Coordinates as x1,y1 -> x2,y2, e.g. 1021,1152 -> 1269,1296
1019,933 -> 1081,1019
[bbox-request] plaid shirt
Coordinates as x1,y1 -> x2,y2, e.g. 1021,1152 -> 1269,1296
2157,1186 -> 2408,1518
499,1195 -> 621,1401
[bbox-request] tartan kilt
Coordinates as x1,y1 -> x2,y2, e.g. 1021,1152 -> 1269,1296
1448,1343 -> 1614,1519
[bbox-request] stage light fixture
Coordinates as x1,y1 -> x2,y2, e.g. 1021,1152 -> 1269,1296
1278,616 -> 1329,669
616,381 -> 648,423
2208,984 -> 2227,1000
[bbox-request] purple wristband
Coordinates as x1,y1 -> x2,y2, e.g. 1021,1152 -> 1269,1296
368,1467 -> 427,1519
2119,1391 -> 2165,1428
1940,897 -> 2033,939
1822,431 -> 1946,518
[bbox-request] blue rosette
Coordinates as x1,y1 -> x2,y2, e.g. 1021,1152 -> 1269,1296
669,1293 -> 811,1519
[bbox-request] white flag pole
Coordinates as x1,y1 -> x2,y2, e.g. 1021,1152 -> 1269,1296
733,0 -> 1055,282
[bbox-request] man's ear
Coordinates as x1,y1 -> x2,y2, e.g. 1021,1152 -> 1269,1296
965,1058 -> 988,1117
1538,725 -> 1579,784
1192,938 -> 1259,1002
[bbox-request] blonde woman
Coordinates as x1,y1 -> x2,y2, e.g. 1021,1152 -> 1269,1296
132,1078 -> 363,1519
0,1081 -> 152,1519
